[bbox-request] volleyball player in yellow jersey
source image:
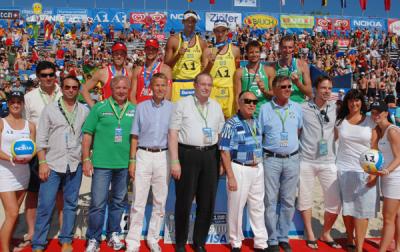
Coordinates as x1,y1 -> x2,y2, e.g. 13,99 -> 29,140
164,10 -> 208,102
202,20 -> 240,118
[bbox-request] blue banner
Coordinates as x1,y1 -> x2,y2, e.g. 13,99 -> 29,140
165,10 -> 205,32
310,65 -> 352,89
89,8 -> 129,30
351,17 -> 386,31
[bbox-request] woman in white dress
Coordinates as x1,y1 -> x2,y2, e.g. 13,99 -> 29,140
0,91 -> 36,252
369,100 -> 400,252
335,89 -> 380,252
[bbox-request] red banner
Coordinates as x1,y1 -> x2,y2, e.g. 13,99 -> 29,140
338,39 -> 350,47
359,0 -> 367,11
333,18 -> 350,31
316,18 -> 331,30
129,12 -> 167,25
384,0 -> 391,11
388,19 -> 400,35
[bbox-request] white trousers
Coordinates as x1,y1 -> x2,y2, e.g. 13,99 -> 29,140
227,162 -> 268,249
126,149 -> 170,250
297,160 -> 341,214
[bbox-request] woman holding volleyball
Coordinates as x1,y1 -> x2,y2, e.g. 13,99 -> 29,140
0,91 -> 36,252
335,89 -> 380,252
369,100 -> 400,252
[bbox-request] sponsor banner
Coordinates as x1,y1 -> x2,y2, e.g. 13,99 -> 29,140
165,10 -> 205,32
0,10 -> 19,20
243,13 -> 278,29
22,9 -> 54,23
280,15 -> 314,29
351,17 -> 386,30
234,0 -> 257,7
332,18 -> 350,31
315,17 -> 332,30
129,12 -> 167,26
88,9 -> 129,30
388,19 -> 400,35
205,12 -> 242,31
54,8 -> 88,23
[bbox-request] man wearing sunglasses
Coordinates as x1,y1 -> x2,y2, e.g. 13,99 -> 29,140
21,61 -> 63,250
258,76 -> 303,252
32,76 -> 89,252
81,42 -> 133,107
220,91 -> 268,252
297,76 -> 341,250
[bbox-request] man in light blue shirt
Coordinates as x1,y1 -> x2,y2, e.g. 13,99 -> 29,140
126,73 -> 173,252
258,75 -> 303,252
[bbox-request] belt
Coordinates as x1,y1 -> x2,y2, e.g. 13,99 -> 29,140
178,143 -> 217,151
232,160 -> 259,167
263,149 -> 298,159
138,147 -> 168,152
172,79 -> 195,82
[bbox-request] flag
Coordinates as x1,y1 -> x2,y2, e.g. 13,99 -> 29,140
359,0 -> 367,11
281,0 -> 285,6
341,0 -> 346,8
384,0 -> 391,11
210,0 -> 215,4
187,0 -> 192,2
322,0 -> 327,6
300,0 -> 304,6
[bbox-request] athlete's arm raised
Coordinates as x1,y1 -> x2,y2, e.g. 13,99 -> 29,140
295,59 -> 312,99
81,68 -> 106,108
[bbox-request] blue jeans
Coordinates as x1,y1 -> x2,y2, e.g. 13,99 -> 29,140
32,165 -> 83,250
86,168 -> 128,242
263,154 -> 299,246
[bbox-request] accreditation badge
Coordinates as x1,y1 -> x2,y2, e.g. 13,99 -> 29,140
319,139 -> 328,156
279,132 -> 289,147
115,127 -> 123,143
202,127 -> 213,145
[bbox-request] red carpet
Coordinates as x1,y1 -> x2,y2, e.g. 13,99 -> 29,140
10,238 -> 383,251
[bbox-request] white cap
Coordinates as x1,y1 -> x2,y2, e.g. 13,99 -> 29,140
183,12 -> 198,21
213,20 -> 229,29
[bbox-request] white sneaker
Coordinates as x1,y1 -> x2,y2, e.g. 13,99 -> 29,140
85,239 -> 99,252
148,242 -> 161,252
126,248 -> 140,252
107,232 -> 125,250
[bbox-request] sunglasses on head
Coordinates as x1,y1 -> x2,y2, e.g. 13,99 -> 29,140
279,85 -> 292,90
243,98 -> 258,105
39,72 -> 55,78
63,85 -> 79,91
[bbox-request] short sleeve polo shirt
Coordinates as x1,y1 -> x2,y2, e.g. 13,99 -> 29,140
82,98 -> 136,168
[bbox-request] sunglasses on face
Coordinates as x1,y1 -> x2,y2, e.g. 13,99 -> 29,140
63,85 -> 79,91
243,99 -> 258,105
279,85 -> 292,90
39,72 -> 56,78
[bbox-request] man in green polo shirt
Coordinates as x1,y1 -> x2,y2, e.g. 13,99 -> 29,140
82,75 -> 136,252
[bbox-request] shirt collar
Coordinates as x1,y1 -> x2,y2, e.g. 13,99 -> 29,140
39,85 -> 60,96
193,95 -> 210,105
151,98 -> 164,108
237,111 -> 254,121
109,97 -> 127,106
271,97 -> 290,109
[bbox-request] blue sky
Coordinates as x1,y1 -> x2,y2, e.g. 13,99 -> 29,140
1,0 -> 399,18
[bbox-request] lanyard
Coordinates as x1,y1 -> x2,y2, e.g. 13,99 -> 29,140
214,40 -> 228,49
110,65 -> 125,77
310,102 -> 329,139
143,62 -> 159,88
243,119 -> 258,146
181,32 -> 195,42
246,63 -> 261,91
58,98 -> 77,134
109,98 -> 129,126
193,96 -> 208,127
272,102 -> 289,132
39,87 -> 58,105
276,58 -> 296,76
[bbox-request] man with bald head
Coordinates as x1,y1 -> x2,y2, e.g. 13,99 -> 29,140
220,91 -> 268,252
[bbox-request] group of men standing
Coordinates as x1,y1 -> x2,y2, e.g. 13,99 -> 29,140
24,8 -> 346,252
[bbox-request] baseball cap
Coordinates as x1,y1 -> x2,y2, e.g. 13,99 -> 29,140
183,10 -> 198,21
111,42 -> 127,53
369,100 -> 388,112
145,38 -> 159,49
214,20 -> 229,29
9,91 -> 24,101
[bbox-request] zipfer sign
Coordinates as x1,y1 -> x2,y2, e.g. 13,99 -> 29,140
0,10 -> 20,20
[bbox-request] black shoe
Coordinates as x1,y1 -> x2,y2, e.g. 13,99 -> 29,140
193,245 -> 207,252
175,245 -> 186,252
254,248 -> 267,252
266,245 -> 280,252
279,242 -> 292,252
231,247 -> 241,252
